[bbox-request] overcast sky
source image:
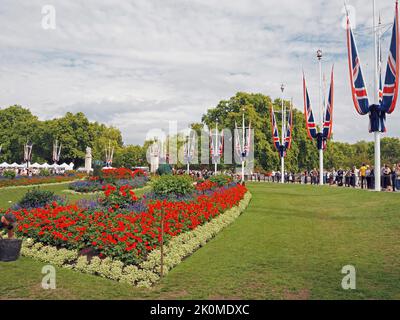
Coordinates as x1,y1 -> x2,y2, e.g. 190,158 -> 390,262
0,0 -> 399,145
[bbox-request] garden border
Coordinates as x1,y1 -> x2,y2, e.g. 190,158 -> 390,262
20,191 -> 252,288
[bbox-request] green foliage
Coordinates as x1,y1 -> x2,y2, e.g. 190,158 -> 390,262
0,106 -> 125,167
156,164 -> 172,176
202,92 -> 400,172
153,175 -> 194,197
3,170 -> 16,179
114,145 -> 147,168
40,169 -> 51,177
17,188 -> 58,209
209,175 -> 232,187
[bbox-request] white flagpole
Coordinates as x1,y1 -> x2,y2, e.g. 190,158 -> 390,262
373,0 -> 381,191
318,49 -> 324,186
186,130 -> 190,175
281,84 -> 285,184
215,120 -> 218,175
242,111 -> 245,183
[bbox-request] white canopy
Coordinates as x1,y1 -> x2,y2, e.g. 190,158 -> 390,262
0,162 -> 10,168
30,162 -> 41,168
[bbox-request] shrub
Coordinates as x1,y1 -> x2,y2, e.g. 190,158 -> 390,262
40,169 -> 51,177
3,170 -> 16,180
15,188 -> 65,209
156,164 -> 172,176
152,175 -> 194,197
209,175 -> 232,187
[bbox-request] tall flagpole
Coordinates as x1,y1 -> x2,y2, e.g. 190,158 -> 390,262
242,109 -> 245,183
215,120 -> 218,175
317,49 -> 324,186
186,129 -> 190,175
280,84 -> 285,184
373,0 -> 381,191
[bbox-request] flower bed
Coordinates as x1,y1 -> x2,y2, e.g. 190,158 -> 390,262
0,174 -> 85,189
19,191 -> 252,287
9,179 -> 250,286
13,183 -> 247,264
69,168 -> 149,193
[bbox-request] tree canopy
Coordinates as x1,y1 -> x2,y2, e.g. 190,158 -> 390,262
1,96 -> 399,172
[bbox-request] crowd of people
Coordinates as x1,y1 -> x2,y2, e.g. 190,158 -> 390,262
250,163 -> 400,192
172,164 -> 400,192
0,167 -> 69,178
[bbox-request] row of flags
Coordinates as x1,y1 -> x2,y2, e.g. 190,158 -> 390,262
183,125 -> 253,164
270,102 -> 294,157
303,67 -> 334,151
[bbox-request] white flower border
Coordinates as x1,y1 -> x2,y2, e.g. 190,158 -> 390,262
21,192 -> 252,288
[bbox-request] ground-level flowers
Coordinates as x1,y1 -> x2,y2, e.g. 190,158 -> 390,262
12,183 -> 247,265
19,191 -> 252,287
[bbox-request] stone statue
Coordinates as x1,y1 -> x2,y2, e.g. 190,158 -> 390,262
85,147 -> 92,174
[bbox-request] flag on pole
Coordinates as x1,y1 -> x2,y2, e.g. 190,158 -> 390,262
234,122 -> 243,159
284,106 -> 293,151
346,15 -> 370,115
346,1 -> 399,133
303,73 -> 318,139
244,122 -> 252,157
270,105 -> 281,151
381,0 -> 400,114
219,130 -> 224,157
323,66 -> 334,141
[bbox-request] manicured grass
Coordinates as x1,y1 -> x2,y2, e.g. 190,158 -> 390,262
1,183 -> 400,300
0,183 -> 94,209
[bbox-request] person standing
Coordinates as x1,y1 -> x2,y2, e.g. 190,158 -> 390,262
366,165 -> 371,189
360,163 -> 367,189
383,165 -> 392,191
392,164 -> 397,192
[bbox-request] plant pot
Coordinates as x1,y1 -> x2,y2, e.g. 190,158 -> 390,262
0,239 -> 23,262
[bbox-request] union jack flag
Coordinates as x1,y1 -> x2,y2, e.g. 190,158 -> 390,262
284,106 -> 293,151
270,105 -> 281,151
210,129 -> 223,159
323,66 -> 334,140
244,122 -> 252,156
303,73 -> 318,140
270,104 -> 293,158
381,1 -> 399,114
346,1 -> 399,132
219,130 -> 224,157
346,16 -> 370,115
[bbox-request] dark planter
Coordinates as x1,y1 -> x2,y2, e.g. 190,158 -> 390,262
0,239 -> 23,262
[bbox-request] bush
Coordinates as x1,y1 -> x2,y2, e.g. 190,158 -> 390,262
153,175 -> 194,197
3,170 -> 16,180
209,175 -> 232,187
156,164 -> 172,176
16,188 -> 65,209
40,169 -> 51,177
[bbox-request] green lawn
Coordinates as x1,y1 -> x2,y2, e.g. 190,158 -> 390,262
1,183 -> 400,300
0,183 -> 94,209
